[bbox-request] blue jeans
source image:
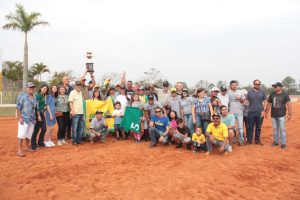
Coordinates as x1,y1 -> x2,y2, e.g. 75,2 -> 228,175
196,114 -> 209,134
233,113 -> 244,143
272,117 -> 286,145
72,114 -> 84,144
247,111 -> 264,144
184,114 -> 194,134
149,127 -> 169,145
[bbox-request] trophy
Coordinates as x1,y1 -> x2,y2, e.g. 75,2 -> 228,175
86,52 -> 94,73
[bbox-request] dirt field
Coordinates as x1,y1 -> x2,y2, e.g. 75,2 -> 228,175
0,102 -> 300,200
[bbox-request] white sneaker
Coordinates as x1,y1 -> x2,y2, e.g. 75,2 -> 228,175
57,140 -> 63,146
62,139 -> 68,145
44,141 -> 51,148
49,141 -> 56,147
227,145 -> 233,153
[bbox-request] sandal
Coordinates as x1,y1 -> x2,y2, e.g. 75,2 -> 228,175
17,152 -> 25,157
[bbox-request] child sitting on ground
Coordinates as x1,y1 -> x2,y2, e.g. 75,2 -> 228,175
192,127 -> 206,153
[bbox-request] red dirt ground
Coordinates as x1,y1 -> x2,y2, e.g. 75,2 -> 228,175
0,102 -> 300,200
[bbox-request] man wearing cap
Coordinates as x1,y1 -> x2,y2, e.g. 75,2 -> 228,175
126,80 -> 134,97
69,81 -> 84,145
210,87 -> 222,114
89,110 -> 108,144
205,113 -> 233,154
167,87 -> 182,118
144,94 -> 165,123
157,81 -> 170,106
246,79 -> 267,145
218,85 -> 229,108
16,82 -> 37,157
266,82 -> 292,149
228,80 -> 246,146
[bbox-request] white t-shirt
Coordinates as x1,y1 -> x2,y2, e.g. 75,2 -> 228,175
217,94 -> 229,108
115,95 -> 128,113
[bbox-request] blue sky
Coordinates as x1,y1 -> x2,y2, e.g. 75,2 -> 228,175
1,0 -> 300,87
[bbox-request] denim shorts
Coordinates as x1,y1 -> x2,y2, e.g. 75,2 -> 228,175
114,124 -> 123,132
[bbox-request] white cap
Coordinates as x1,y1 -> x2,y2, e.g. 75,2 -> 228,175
211,87 -> 220,92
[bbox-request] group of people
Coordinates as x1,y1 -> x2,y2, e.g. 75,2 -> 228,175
15,71 -> 292,157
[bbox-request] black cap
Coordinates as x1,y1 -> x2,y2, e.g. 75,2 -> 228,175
163,81 -> 169,87
95,110 -> 103,115
220,85 -> 227,91
212,113 -> 220,118
148,94 -> 155,100
272,82 -> 283,88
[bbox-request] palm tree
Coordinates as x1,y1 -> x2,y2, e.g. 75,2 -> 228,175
30,62 -> 50,82
2,61 -> 23,96
2,4 -> 49,91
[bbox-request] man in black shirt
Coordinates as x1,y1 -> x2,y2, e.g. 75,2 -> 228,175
266,82 -> 292,149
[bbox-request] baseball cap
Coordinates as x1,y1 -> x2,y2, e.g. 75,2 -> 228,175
163,81 -> 169,87
212,113 -> 220,118
109,86 -> 116,90
93,84 -> 100,89
220,85 -> 227,91
170,87 -> 177,93
272,82 -> 283,88
211,87 -> 220,92
183,88 -> 188,92
95,110 -> 103,115
26,82 -> 35,88
138,86 -> 145,91
148,94 -> 155,100
75,80 -> 82,86
116,84 -> 121,87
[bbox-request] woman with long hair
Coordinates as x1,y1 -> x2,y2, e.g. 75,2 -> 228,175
31,84 -> 49,150
44,85 -> 58,147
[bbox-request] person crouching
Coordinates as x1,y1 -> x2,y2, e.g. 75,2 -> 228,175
89,110 -> 108,144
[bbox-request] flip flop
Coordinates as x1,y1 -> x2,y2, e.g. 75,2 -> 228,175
17,152 -> 25,157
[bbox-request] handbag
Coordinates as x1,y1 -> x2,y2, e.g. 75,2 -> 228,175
200,112 -> 211,121
56,111 -> 63,117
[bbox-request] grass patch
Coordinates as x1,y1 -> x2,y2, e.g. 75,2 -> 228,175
0,107 -> 16,117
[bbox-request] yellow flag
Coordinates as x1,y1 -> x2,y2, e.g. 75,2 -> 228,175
85,99 -> 115,129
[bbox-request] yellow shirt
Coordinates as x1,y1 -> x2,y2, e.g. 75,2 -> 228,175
69,90 -> 84,114
192,133 -> 206,143
206,122 -> 228,141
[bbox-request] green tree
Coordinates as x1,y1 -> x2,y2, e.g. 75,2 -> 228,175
2,4 -> 49,91
2,61 -> 23,96
30,62 -> 50,82
282,76 -> 297,94
49,70 -> 75,86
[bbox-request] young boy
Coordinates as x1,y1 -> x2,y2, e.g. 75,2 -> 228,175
112,102 -> 126,140
192,127 -> 206,153
173,118 -> 192,149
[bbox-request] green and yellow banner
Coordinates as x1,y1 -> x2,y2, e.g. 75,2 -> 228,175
84,99 -> 115,129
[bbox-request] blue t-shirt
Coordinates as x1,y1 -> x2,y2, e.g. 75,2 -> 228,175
151,115 -> 170,132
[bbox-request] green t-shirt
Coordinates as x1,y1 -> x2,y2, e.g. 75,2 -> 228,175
35,93 -> 46,112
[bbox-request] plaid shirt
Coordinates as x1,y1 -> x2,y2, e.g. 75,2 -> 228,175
16,92 -> 37,124
194,97 -> 210,114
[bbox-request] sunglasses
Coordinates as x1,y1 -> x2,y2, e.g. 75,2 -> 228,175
155,110 -> 161,113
